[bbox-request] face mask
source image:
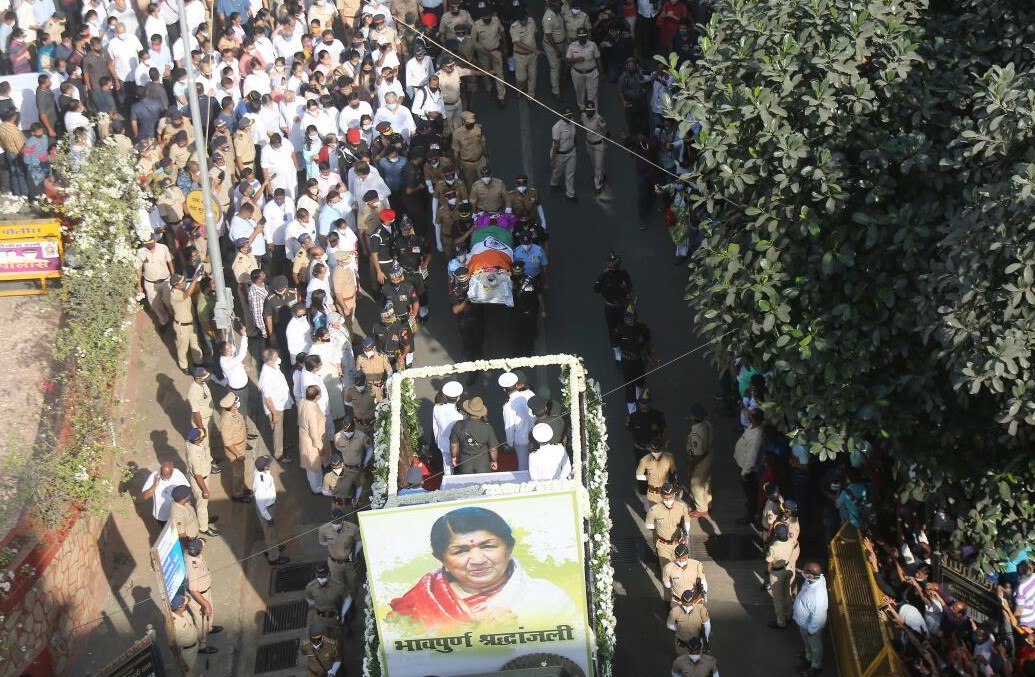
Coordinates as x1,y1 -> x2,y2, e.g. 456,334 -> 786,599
388,156 -> 399,162
332,467 -> 343,475
445,177 -> 456,184
316,576 -> 328,584
651,451 -> 662,459
356,385 -> 366,392
362,124 -> 372,131
117,33 -> 128,40
681,605 -> 693,613
688,654 -> 701,662
387,102 -> 397,110
662,499 -> 674,508
676,560 -> 688,567
364,350 -> 374,358
343,431 -> 355,438
517,185 -> 527,193
312,641 -> 323,650
481,176 -> 491,184
308,132 -> 318,140
571,8 -> 581,14
447,198 -> 456,206
332,522 -> 342,530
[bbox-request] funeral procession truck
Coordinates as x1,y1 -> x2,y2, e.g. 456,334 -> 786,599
359,354 -> 616,677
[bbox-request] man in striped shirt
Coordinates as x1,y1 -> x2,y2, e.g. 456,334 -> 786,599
1015,560 -> 1035,630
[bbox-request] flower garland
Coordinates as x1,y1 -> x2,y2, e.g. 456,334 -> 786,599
362,355 -> 612,677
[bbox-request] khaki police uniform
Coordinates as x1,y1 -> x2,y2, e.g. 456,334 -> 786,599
469,177 -> 507,212
167,143 -> 196,171
185,439 -> 214,531
455,33 -> 479,95
188,380 -> 215,434
646,498 -> 692,570
440,8 -> 473,41
136,243 -> 173,325
672,653 -> 719,677
472,17 -> 506,102
156,184 -> 186,225
433,176 -> 470,205
319,520 -> 361,594
170,499 -> 201,540
667,601 -> 710,656
635,451 -> 677,504
767,537 -> 796,626
550,118 -> 577,198
583,111 -> 608,192
173,607 -> 200,674
170,284 -> 202,371
186,552 -> 215,648
233,128 -> 256,175
219,408 -> 249,497
686,419 -> 713,512
300,636 -> 341,676
452,121 -> 488,188
436,66 -> 476,132
510,17 -> 538,95
662,557 -> 706,605
354,353 -> 393,401
566,38 -> 600,108
541,6 -> 565,96
158,119 -> 196,148
506,186 -> 542,223
561,6 -> 590,41
343,384 -> 377,433
331,431 -> 368,503
305,577 -> 347,636
436,201 -> 460,253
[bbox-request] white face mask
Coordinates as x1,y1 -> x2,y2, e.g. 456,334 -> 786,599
274,358 -> 282,367
447,198 -> 456,206
355,385 -> 366,392
363,350 -> 374,358
332,467 -> 343,475
388,156 -> 399,162
675,560 -> 688,568
651,451 -> 662,458
481,176 -> 491,184
688,654 -> 701,662
662,499 -> 674,508
517,185 -> 527,193
308,132 -> 319,139
681,605 -> 693,613
117,32 -> 128,40
571,8 -> 581,14
316,576 -> 328,584
343,431 -> 355,438
332,522 -> 342,530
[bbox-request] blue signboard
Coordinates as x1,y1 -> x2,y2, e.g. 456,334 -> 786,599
153,523 -> 186,602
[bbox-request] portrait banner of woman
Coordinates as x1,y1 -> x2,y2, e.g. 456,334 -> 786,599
358,490 -> 593,676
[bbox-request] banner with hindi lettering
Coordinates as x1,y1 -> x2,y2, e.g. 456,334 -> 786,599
358,490 -> 593,676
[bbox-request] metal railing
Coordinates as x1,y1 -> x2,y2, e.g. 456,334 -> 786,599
827,524 -> 907,677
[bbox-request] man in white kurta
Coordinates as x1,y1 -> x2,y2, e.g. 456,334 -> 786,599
528,424 -> 571,481
498,371 -> 535,470
432,381 -> 465,475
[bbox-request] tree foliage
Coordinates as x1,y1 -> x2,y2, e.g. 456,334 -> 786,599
670,0 -> 1035,567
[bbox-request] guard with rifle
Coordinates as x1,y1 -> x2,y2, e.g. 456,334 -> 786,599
645,482 -> 692,571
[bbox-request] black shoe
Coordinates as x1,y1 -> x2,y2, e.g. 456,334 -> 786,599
550,183 -> 562,192
766,621 -> 787,630
566,195 -> 578,203
231,495 -> 253,503
210,464 -> 222,475
497,98 -> 506,108
209,625 -> 224,634
247,433 -> 258,439
200,528 -> 221,537
208,515 -> 219,524
245,443 -> 254,450
277,456 -> 294,464
268,556 -> 290,566
199,647 -> 218,654
674,255 -> 688,265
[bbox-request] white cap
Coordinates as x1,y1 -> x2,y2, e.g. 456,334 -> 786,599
532,423 -> 553,443
497,372 -> 518,388
442,380 -> 463,398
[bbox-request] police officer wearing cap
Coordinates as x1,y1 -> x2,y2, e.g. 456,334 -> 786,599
331,421 -> 368,501
305,562 -> 347,638
169,271 -> 203,374
663,543 -> 708,607
355,337 -> 394,401
511,259 -> 543,357
550,108 -> 578,201
627,388 -> 668,457
506,174 -> 547,228
435,185 -> 461,253
432,161 -> 469,208
613,302 -> 658,414
392,216 -> 433,320
449,266 -> 485,378
380,262 -> 419,366
170,592 -> 202,674
472,8 -> 506,106
667,588 -> 711,656
219,392 -> 253,502
170,485 -> 209,542
373,302 -> 407,371
766,522 -> 796,629
470,164 -> 507,212
582,99 -> 608,195
187,368 -> 221,472
565,26 -> 601,108
636,437 -> 676,509
184,538 -> 223,655
185,427 -> 220,535
671,635 -> 720,676
300,621 -> 342,676
318,509 -> 362,594
686,403 -> 713,516
369,208 -> 397,289
452,110 -> 488,187
645,482 -> 692,570
594,251 -> 634,362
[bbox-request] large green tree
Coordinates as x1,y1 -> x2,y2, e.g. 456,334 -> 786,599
671,0 -> 1035,566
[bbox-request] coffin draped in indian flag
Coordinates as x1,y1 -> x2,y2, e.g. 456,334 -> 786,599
467,212 -> 515,306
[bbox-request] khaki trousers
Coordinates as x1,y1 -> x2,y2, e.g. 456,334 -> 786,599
187,589 -> 213,648
174,322 -> 203,370
476,49 -> 506,100
460,157 -> 487,190
544,43 -> 563,95
550,151 -> 576,198
328,558 -> 358,595
771,568 -> 793,625
188,474 -> 211,531
587,141 -> 606,190
514,52 -> 537,96
655,540 -> 677,572
143,279 -> 172,325
269,412 -> 285,459
688,455 -> 713,512
571,68 -> 599,108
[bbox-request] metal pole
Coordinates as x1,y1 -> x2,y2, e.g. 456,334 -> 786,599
176,0 -> 232,333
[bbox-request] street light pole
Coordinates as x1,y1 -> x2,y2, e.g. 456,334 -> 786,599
175,1 -> 233,334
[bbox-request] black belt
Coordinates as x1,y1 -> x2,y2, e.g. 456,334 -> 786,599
555,148 -> 573,154
178,321 -> 193,326
574,67 -> 595,74
461,155 -> 484,163
329,555 -> 353,564
445,100 -> 459,105
343,463 -> 361,470
657,534 -> 682,545
588,140 -> 603,145
145,278 -> 168,283
772,565 -> 787,571
180,643 -> 197,649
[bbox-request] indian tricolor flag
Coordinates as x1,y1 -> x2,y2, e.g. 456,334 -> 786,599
468,226 -> 513,274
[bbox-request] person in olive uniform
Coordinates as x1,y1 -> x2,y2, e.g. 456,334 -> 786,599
662,543 -> 708,608
380,264 -> 420,367
511,259 -> 543,357
527,394 -> 568,448
184,538 -> 223,655
506,174 -> 547,227
305,562 -> 347,638
300,621 -> 342,676
766,522 -> 796,629
330,421 -> 368,501
448,267 -> 485,384
169,484 -> 205,542
400,150 -> 431,236
185,427 -> 220,536
391,216 -> 433,320
636,439 -> 677,510
667,589 -> 712,656
626,388 -> 667,458
593,251 -> 633,361
670,635 -> 719,676
354,337 -> 393,402
318,509 -> 362,594
645,482 -> 692,570
449,396 -> 500,474
372,303 -> 407,371
171,593 -> 202,674
613,303 -> 658,414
